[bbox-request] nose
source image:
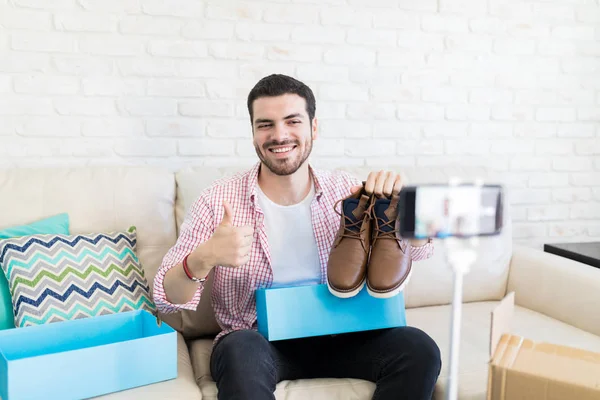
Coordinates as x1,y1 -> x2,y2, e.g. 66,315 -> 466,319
272,122 -> 289,142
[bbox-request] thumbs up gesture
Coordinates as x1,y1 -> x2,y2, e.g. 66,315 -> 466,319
208,201 -> 254,268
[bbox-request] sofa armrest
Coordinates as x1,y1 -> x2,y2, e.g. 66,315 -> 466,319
507,244 -> 600,337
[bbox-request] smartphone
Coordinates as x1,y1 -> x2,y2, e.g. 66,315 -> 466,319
397,184 -> 504,239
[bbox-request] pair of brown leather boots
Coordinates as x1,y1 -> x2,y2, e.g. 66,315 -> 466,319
327,185 -> 412,299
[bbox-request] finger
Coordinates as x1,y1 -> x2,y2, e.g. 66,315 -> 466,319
221,200 -> 234,226
382,172 -> 397,198
392,174 -> 403,196
235,253 -> 250,267
234,232 -> 253,248
364,171 -> 378,194
239,225 -> 254,237
373,171 -> 389,198
242,235 -> 253,247
350,185 -> 362,194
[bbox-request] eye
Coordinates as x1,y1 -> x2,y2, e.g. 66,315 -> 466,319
258,124 -> 272,129
290,120 -> 301,124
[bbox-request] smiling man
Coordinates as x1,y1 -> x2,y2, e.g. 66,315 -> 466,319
153,74 -> 441,400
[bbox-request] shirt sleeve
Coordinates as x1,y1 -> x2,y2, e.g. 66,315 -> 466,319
153,194 -> 215,313
410,238 -> 434,261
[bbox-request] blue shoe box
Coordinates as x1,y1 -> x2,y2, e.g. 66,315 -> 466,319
0,310 -> 177,400
256,284 -> 407,341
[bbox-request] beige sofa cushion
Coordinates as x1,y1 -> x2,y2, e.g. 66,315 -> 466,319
0,167 -> 177,285
508,246 -> 600,337
188,301 -> 600,400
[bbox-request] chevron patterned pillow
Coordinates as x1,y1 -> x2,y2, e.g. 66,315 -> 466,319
0,226 -> 156,328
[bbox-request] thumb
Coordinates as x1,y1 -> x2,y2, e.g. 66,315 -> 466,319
350,185 -> 362,194
221,200 -> 234,226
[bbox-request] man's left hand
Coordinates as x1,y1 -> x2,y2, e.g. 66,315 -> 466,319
351,170 -> 430,247
351,170 -> 403,198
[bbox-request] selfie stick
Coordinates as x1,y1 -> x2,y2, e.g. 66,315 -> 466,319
443,178 -> 481,400
444,236 -> 478,400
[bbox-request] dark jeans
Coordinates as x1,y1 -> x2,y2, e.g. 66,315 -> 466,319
210,326 -> 442,400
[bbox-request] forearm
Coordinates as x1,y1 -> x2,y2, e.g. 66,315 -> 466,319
163,242 -> 215,306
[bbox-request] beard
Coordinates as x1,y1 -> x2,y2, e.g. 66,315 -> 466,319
254,137 -> 313,176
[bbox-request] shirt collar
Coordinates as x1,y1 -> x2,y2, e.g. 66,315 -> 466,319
247,162 -> 325,206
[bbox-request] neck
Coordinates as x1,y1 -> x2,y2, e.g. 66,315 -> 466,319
257,162 -> 312,206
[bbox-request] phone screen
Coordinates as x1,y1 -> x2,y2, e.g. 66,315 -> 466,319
399,185 -> 503,239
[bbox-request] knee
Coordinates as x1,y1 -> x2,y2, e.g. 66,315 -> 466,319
406,327 -> 442,375
390,327 -> 442,376
211,330 -> 276,378
214,329 -> 273,365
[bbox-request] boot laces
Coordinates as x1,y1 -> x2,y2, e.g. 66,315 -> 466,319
334,199 -> 364,239
334,199 -> 371,253
373,209 -> 398,242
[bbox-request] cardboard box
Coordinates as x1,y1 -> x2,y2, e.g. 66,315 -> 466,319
256,283 -> 406,341
0,310 -> 177,400
488,293 -> 600,400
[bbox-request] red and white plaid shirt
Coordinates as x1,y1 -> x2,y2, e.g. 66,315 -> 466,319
153,162 -> 434,344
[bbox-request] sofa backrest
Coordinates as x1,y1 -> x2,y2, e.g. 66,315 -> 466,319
0,167 -> 177,287
0,164 -> 513,338
175,163 -> 513,311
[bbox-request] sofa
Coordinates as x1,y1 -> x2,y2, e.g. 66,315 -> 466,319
1,164 -> 599,400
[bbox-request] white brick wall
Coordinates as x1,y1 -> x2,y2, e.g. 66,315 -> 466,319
0,0 -> 599,248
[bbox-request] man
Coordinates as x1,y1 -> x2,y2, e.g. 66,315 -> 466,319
153,74 -> 441,400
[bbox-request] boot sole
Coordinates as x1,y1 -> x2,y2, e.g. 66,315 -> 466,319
326,277 -> 366,299
366,269 -> 413,299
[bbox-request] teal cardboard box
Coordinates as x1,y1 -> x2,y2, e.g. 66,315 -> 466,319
0,310 -> 177,400
256,284 -> 407,341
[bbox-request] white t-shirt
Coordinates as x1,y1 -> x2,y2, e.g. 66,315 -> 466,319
255,182 -> 322,288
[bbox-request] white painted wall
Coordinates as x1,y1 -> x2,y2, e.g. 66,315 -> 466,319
0,0 -> 599,247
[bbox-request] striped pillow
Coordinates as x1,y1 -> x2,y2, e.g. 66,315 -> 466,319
0,226 -> 156,328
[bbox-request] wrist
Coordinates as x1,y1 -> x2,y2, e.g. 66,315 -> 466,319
188,242 -> 214,277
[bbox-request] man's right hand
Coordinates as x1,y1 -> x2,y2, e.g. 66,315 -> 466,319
162,200 -> 254,305
205,200 -> 254,268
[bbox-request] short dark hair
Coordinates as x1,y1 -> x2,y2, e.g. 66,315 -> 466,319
247,74 -> 316,125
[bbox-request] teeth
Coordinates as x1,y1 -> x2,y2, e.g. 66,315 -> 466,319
272,146 -> 293,153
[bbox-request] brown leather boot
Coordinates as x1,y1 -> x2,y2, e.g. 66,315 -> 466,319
327,186 -> 374,298
367,193 -> 412,298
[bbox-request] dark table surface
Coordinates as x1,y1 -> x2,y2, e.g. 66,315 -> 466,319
543,242 -> 600,268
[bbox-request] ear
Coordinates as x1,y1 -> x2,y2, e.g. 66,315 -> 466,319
311,117 -> 318,141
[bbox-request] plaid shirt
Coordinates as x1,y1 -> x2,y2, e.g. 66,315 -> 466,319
153,163 -> 434,344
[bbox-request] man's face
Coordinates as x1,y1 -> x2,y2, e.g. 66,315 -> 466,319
251,94 -> 317,176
